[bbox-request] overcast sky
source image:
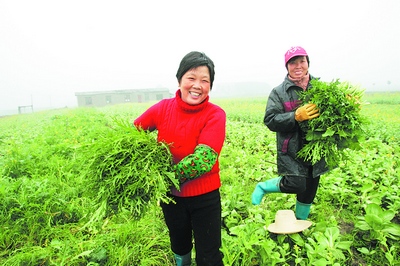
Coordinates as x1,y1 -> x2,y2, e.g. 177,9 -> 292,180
1,0 -> 399,111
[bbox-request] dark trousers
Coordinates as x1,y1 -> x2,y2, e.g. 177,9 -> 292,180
161,189 -> 223,266
280,170 -> 321,204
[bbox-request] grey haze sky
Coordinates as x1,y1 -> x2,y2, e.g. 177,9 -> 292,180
1,0 -> 399,111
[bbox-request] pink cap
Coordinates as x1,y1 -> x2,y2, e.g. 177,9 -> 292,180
284,46 -> 308,66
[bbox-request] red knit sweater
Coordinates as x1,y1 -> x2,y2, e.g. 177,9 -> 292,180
134,90 -> 226,197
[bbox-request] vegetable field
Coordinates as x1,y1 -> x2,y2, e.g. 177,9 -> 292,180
1,92 -> 399,265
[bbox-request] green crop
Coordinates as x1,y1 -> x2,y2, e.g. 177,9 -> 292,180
296,79 -> 367,168
81,119 -> 179,227
1,96 -> 399,265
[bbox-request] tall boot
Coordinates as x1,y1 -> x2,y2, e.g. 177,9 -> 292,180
251,176 -> 282,205
174,251 -> 191,266
295,200 -> 311,220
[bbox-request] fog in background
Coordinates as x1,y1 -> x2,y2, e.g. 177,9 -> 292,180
1,0 -> 399,115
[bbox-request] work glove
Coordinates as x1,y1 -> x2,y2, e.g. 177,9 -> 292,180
295,103 -> 319,122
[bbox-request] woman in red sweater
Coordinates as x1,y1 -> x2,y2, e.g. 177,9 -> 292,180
134,51 -> 226,266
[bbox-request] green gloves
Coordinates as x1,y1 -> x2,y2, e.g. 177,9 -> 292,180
174,144 -> 218,183
295,103 -> 320,122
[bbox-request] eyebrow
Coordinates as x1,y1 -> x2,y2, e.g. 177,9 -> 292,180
186,70 -> 210,78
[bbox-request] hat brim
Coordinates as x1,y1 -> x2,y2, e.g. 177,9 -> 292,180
285,53 -> 308,66
267,220 -> 312,234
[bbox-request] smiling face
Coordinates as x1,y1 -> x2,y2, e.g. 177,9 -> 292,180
179,66 -> 211,105
287,56 -> 309,79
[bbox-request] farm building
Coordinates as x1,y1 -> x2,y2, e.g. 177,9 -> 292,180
75,88 -> 171,107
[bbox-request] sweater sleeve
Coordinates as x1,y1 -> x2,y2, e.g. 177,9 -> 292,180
133,101 -> 162,131
197,105 -> 226,154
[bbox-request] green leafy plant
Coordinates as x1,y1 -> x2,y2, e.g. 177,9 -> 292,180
305,227 -> 352,265
297,79 -> 367,168
355,203 -> 400,243
81,119 -> 179,227
1,96 -> 399,265
354,203 -> 400,265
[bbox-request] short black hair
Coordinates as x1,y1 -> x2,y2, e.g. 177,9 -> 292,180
176,51 -> 215,89
285,55 -> 310,70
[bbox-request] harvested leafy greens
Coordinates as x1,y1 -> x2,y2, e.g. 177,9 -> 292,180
297,79 -> 366,169
82,119 -> 178,223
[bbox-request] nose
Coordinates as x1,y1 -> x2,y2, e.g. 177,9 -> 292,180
192,81 -> 201,89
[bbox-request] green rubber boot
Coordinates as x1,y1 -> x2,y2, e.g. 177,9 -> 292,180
174,251 -> 191,266
295,200 -> 311,220
251,176 -> 282,205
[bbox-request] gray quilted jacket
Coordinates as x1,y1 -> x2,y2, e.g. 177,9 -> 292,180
264,74 -> 329,178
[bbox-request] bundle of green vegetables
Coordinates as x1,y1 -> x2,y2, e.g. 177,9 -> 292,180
82,119 -> 179,223
297,79 -> 366,169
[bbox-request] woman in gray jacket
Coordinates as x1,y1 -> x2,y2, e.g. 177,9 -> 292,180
251,46 -> 329,220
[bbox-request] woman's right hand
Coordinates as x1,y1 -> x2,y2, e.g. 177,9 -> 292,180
295,103 -> 319,122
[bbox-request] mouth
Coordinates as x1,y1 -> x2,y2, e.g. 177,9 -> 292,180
189,91 -> 201,97
294,70 -> 303,75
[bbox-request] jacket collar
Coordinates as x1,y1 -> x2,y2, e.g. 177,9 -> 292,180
283,74 -> 315,92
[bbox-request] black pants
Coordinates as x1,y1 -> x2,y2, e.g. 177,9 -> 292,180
161,189 -> 223,266
280,172 -> 321,204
